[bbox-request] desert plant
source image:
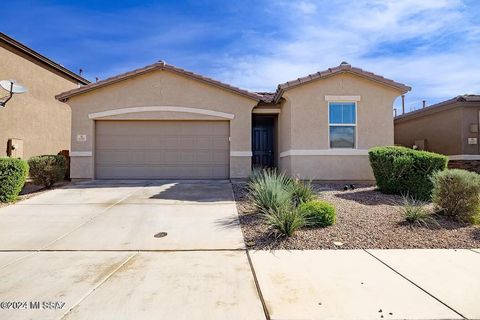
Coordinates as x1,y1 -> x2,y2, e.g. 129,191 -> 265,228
400,195 -> 437,227
431,169 -> 480,223
369,146 -> 447,200
248,169 -> 294,214
298,200 -> 336,227
263,204 -> 305,237
0,157 -> 29,202
28,155 -> 67,187
289,179 -> 314,206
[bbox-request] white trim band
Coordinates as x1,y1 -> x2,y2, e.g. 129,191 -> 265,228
252,108 -> 281,114
280,149 -> 369,158
230,151 -> 253,157
325,95 -> 361,102
449,155 -> 480,160
70,151 -> 92,157
89,106 -> 235,120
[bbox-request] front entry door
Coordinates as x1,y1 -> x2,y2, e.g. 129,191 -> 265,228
252,117 -> 274,168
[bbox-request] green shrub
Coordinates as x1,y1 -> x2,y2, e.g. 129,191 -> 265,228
248,169 -> 294,214
369,146 -> 448,200
298,200 -> 336,227
400,195 -> 437,227
263,205 -> 305,237
0,157 -> 29,202
289,179 -> 314,206
28,155 -> 67,188
431,169 -> 480,223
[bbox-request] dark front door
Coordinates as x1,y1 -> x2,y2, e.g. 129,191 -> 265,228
252,117 -> 275,168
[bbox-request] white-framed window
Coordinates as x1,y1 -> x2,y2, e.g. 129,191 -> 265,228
328,102 -> 356,148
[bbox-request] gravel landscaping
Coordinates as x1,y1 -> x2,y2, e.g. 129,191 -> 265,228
233,182 -> 480,249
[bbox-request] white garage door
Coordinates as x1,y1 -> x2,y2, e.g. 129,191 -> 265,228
95,120 -> 229,179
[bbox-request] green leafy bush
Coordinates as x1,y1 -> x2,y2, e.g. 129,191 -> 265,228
400,195 -> 437,227
431,169 -> 480,223
0,157 -> 29,202
28,155 -> 67,188
263,205 -> 305,237
298,200 -> 336,227
248,169 -> 294,214
369,146 -> 447,200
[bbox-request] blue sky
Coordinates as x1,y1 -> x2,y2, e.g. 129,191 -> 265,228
4,0 -> 480,112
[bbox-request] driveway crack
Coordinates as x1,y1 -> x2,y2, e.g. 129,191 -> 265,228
58,252 -> 138,320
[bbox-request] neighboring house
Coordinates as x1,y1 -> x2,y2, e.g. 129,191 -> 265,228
0,32 -> 88,159
56,61 -> 410,181
395,95 -> 480,173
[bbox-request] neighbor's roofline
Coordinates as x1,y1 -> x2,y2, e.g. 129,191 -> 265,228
394,95 -> 480,122
0,32 -> 89,85
56,61 -> 263,102
272,62 -> 411,103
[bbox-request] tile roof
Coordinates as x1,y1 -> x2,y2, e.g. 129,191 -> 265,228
1,32 -> 89,85
56,61 -> 263,101
56,60 -> 412,105
272,62 -> 411,103
395,94 -> 480,120
458,94 -> 480,102
254,92 -> 276,103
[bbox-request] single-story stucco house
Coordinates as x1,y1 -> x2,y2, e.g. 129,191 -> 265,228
395,94 -> 480,173
0,32 -> 89,159
56,61 -> 410,181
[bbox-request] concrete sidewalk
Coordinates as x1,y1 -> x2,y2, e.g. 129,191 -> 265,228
250,249 -> 480,320
1,181 -> 479,319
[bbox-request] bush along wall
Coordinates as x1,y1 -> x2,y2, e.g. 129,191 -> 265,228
0,157 -> 29,202
28,155 -> 67,188
369,146 -> 448,200
431,169 -> 480,223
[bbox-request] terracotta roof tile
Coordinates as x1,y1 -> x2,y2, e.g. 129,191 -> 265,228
255,92 -> 276,103
56,61 -> 263,101
395,94 -> 480,120
273,62 -> 411,103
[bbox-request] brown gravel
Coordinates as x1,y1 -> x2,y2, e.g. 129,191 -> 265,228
0,180 -> 70,208
233,183 -> 480,250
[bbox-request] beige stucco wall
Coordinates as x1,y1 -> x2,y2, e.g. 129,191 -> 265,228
394,107 -> 463,155
394,105 -> 480,156
0,43 -> 80,159
461,106 -> 480,155
64,69 -> 257,179
278,73 -> 403,180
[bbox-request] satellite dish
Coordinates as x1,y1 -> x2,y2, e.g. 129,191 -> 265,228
0,80 -> 28,94
0,80 -> 27,108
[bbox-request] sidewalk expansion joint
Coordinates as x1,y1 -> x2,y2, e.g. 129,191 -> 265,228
364,249 -> 467,320
246,250 -> 270,320
468,248 -> 480,255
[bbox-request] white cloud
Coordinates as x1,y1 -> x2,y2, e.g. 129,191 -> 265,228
215,0 -> 479,110
295,1 -> 317,15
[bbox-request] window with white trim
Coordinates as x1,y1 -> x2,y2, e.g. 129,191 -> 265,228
329,102 -> 356,148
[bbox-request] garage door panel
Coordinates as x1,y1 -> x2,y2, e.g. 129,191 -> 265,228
95,121 -> 229,179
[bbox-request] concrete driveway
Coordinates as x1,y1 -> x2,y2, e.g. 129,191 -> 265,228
0,180 -> 244,250
0,180 -> 265,320
2,181 -> 479,319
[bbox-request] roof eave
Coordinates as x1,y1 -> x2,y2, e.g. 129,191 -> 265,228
273,69 -> 410,102
1,32 -> 89,85
56,62 -> 262,102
